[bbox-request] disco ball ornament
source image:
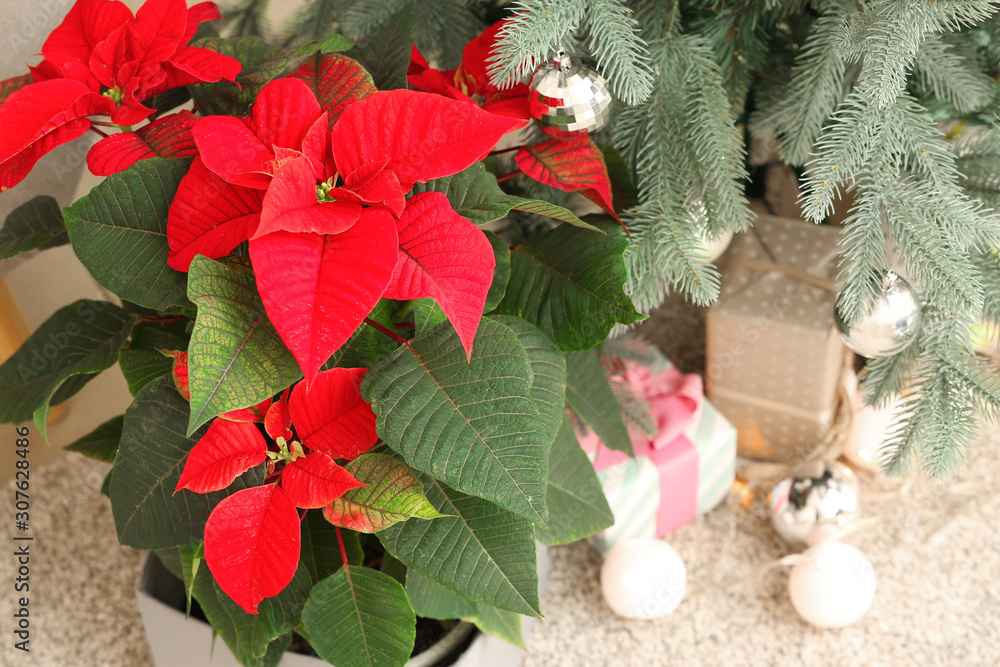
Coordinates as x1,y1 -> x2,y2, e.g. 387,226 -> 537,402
769,463 -> 861,547
528,51 -> 612,136
834,271 -> 922,358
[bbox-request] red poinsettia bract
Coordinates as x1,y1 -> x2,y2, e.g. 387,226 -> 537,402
0,0 -> 239,192
176,368 -> 375,614
167,78 -> 518,382
408,21 -> 620,221
407,20 -> 530,123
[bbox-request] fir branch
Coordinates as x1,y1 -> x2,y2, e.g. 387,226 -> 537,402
282,0 -> 347,44
601,334 -> 664,372
841,0 -> 999,109
971,246 -> 1000,325
680,36 -> 753,236
696,1 -> 773,109
341,0 -> 409,39
878,374 -> 927,476
939,350 -> 1000,424
607,378 -> 658,437
886,206 -> 985,318
913,33 -> 995,113
222,0 -> 270,38
860,338 -> 920,408
581,0 -> 654,104
486,0 -> 589,89
342,0 -> 481,68
800,91 -> 882,222
624,202 -> 722,310
917,366 -> 979,479
955,127 -> 1000,211
750,10 -> 850,165
832,185 -> 888,325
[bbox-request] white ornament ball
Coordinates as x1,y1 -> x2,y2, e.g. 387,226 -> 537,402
699,229 -> 733,262
600,539 -> 687,619
844,392 -> 901,473
788,542 -> 876,628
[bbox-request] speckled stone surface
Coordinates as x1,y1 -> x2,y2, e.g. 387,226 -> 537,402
1,301 -> 998,666
0,456 -> 152,667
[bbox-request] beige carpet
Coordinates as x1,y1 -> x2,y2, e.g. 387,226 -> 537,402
1,426 -> 997,667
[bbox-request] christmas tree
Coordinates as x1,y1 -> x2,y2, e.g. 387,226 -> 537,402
244,0 -> 1000,479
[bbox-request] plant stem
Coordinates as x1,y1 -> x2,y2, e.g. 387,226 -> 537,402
364,316 -> 413,350
394,322 -> 415,329
662,0 -> 679,38
496,169 -> 522,183
489,145 -> 526,156
91,127 -> 110,139
139,315 -> 188,323
334,526 -> 349,565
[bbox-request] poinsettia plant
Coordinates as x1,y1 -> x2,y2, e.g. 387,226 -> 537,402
0,2 -> 643,665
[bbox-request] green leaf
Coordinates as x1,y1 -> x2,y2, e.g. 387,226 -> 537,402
362,319 -> 549,523
406,570 -> 524,647
324,453 -> 446,533
489,315 -> 566,451
484,230 -> 511,313
534,414 -> 614,545
296,33 -> 356,55
379,475 -> 541,617
348,1 -> 414,90
117,319 -> 189,396
192,557 -> 313,663
301,565 -> 416,667
177,541 -> 204,617
0,300 -> 132,426
380,552 -> 408,586
101,467 -> 113,497
65,415 -> 123,463
496,219 -> 643,350
109,376 -> 264,550
598,143 -> 640,212
565,349 -> 632,455
0,195 -> 67,261
255,635 -> 292,667
405,570 -> 475,619
465,603 -> 523,648
188,36 -> 298,116
186,255 -> 302,435
301,510 -> 364,584
412,298 -> 447,337
325,299 -> 400,370
412,162 -> 599,230
63,157 -> 193,312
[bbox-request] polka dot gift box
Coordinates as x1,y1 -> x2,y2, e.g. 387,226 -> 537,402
706,214 -> 846,463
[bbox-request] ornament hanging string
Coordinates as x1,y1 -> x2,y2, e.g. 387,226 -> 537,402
680,470 -> 987,600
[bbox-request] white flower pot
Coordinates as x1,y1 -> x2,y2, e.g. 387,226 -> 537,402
136,545 -> 549,667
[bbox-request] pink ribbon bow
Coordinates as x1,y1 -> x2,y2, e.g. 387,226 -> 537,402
579,362 -> 704,536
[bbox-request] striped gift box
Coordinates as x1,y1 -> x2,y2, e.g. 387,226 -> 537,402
588,399 -> 737,555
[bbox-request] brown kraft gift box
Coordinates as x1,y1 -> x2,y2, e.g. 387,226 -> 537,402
706,213 -> 846,462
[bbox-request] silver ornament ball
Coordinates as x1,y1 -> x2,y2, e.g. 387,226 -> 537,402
835,271 -> 922,358
769,463 -> 861,547
528,52 -> 612,136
